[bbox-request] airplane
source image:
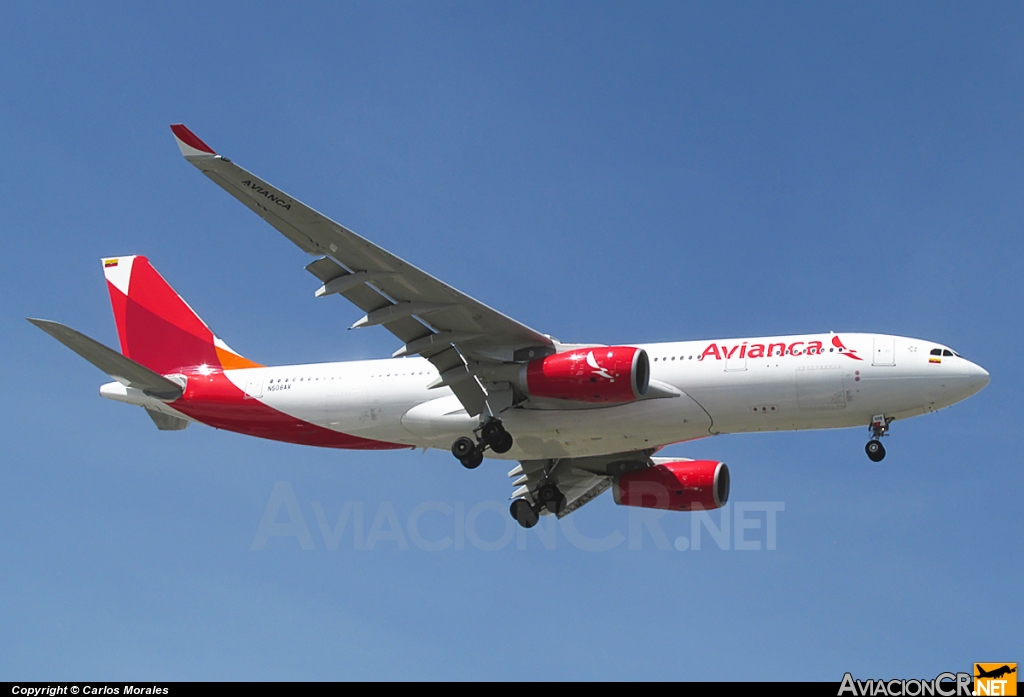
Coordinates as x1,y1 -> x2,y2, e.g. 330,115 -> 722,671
976,665 -> 1016,680
28,124 -> 991,528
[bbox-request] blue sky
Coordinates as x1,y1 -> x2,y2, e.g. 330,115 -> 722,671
1,2 -> 1020,680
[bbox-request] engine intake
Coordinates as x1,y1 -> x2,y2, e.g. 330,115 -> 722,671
613,460 -> 730,511
522,346 -> 649,403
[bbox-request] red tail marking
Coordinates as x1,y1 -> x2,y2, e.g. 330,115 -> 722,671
106,257 -> 260,374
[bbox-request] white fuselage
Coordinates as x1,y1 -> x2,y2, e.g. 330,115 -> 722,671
104,332 -> 989,460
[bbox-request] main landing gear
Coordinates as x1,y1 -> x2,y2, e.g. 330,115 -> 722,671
510,498 -> 539,528
865,414 -> 893,463
451,418 -> 514,469
535,483 -> 568,516
509,483 -> 567,529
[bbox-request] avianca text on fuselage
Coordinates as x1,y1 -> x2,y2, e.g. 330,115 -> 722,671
700,335 -> 862,361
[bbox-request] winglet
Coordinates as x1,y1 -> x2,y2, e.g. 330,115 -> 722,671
170,124 -> 217,158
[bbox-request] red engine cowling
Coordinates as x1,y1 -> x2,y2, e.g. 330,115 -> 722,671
523,346 -> 649,403
613,460 -> 730,511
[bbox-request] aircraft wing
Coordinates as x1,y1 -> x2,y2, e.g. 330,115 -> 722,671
509,449 -> 656,519
171,125 -> 553,417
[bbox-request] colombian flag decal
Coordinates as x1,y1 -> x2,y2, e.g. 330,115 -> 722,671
929,357 -> 941,364
104,259 -> 119,268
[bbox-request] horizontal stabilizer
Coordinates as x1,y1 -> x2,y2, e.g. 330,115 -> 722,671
27,318 -> 184,401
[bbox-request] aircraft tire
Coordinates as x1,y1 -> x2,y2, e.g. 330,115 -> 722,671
452,436 -> 476,459
546,492 -> 568,516
460,450 -> 484,469
481,420 -> 507,446
491,432 -> 514,454
510,498 -> 539,528
865,440 -> 886,462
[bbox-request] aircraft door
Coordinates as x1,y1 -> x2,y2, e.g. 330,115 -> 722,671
873,337 -> 895,366
725,352 -> 747,371
244,375 -> 264,399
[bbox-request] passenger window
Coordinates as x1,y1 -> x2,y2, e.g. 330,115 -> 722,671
930,349 -> 942,356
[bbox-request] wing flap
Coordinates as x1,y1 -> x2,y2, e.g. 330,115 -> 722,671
512,450 -> 655,518
558,476 -> 613,519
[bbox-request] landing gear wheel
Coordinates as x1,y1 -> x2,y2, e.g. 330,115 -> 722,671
451,437 -> 476,460
537,484 -> 567,516
548,492 -> 568,516
510,498 -> 539,528
865,439 -> 886,462
460,450 -> 484,470
491,432 -> 514,454
481,420 -> 508,447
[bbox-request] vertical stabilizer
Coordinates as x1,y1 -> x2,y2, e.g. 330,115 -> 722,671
102,256 -> 260,374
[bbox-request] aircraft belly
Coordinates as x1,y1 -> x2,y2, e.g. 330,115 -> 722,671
500,390 -> 713,460
403,390 -> 713,460
320,384 -> 428,443
401,395 -> 476,445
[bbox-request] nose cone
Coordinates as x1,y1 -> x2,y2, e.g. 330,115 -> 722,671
963,360 -> 991,396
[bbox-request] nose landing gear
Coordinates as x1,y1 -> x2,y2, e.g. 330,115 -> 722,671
451,418 -> 514,469
865,439 -> 885,462
865,414 -> 893,462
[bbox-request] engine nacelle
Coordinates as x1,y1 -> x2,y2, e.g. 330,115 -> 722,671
522,346 -> 649,403
613,460 -> 730,511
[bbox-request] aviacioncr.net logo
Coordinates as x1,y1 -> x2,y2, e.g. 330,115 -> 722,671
838,672 -> 972,696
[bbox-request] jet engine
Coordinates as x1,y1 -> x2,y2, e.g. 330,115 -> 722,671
613,460 -> 730,511
522,346 -> 649,403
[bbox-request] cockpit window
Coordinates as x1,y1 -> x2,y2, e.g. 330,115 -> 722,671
942,349 -> 955,357
930,348 -> 942,356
